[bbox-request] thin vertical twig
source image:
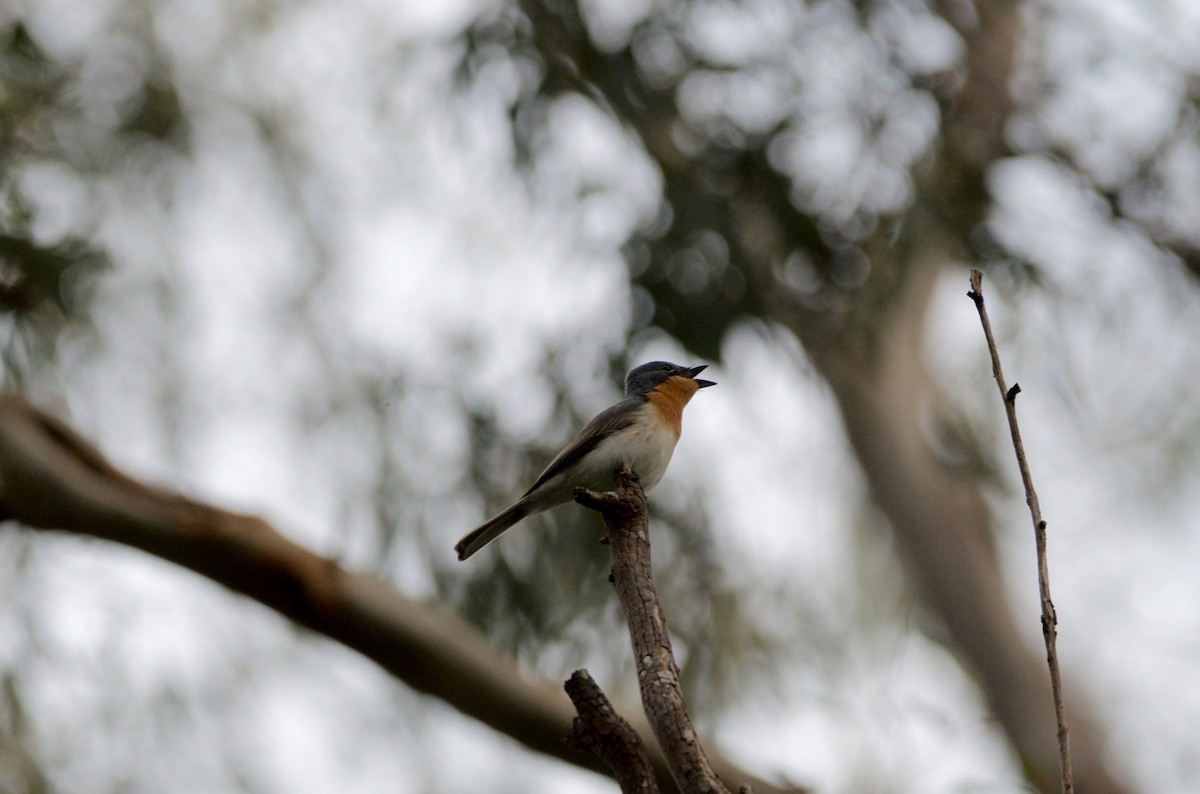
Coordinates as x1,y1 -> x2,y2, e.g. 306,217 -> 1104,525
967,269 -> 1074,794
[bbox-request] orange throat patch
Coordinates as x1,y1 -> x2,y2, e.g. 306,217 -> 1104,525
646,375 -> 701,437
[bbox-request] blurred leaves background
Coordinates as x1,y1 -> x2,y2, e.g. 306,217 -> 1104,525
1,0 -> 1199,792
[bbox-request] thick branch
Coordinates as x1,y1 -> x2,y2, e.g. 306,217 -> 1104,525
0,395 -> 796,794
967,270 -> 1073,794
566,669 -> 659,794
576,468 -> 732,794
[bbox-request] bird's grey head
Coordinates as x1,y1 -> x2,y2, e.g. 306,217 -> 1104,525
624,361 -> 716,397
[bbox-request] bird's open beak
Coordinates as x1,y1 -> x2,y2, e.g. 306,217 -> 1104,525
687,364 -> 716,389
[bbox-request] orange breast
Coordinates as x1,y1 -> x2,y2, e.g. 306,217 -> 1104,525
646,375 -> 701,437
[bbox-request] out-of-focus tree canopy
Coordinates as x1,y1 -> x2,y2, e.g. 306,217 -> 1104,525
2,0 -> 1199,792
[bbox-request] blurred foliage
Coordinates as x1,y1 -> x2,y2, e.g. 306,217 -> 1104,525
0,0 -> 1198,791
0,19 -> 186,385
464,0 -> 1200,361
461,0 -> 955,360
0,24 -> 103,384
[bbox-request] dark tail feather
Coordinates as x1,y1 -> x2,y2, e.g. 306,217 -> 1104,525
454,502 -> 528,560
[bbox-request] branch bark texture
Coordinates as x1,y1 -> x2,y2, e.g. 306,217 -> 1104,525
566,669 -> 659,794
967,269 -> 1074,794
0,395 -> 794,794
576,468 -> 732,794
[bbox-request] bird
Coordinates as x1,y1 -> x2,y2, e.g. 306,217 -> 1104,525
454,361 -> 716,560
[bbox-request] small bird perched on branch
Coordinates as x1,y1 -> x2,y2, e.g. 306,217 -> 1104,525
454,361 -> 716,560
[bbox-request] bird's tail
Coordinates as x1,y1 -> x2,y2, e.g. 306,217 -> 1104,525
454,502 -> 529,561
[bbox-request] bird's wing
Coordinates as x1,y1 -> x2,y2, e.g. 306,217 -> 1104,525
522,396 -> 643,496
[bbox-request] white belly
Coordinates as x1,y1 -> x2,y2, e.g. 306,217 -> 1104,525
574,413 -> 679,492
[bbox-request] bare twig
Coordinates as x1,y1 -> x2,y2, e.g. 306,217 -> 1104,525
575,467 -> 732,794
967,269 -> 1074,794
565,669 -> 659,794
0,394 -> 797,794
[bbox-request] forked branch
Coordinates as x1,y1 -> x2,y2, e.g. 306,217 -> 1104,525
575,467 -> 734,794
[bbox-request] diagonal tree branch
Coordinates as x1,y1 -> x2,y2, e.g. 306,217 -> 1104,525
0,394 -> 797,794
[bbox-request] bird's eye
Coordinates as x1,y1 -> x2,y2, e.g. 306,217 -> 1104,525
661,363 -> 673,371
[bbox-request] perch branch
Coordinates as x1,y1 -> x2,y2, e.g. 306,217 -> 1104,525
575,466 -> 733,794
967,269 -> 1074,794
565,669 -> 659,794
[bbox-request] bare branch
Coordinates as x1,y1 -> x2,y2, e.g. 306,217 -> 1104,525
576,467 -> 733,794
566,669 -> 659,794
967,270 -> 1074,794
